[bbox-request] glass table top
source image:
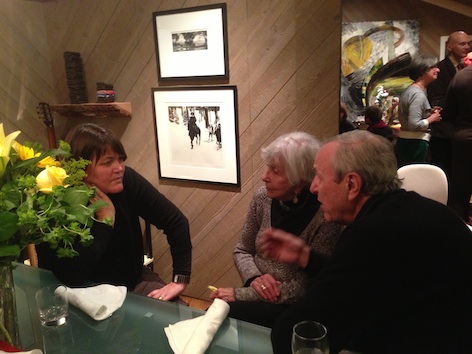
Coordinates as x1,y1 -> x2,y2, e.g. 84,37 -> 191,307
13,262 -> 273,354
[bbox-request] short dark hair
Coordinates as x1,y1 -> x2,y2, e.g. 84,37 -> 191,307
364,105 -> 383,124
65,123 -> 127,162
408,54 -> 438,81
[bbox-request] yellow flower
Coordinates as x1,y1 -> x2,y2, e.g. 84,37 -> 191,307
0,123 -> 21,178
37,156 -> 61,168
13,141 -> 39,160
13,141 -> 60,168
36,165 -> 69,194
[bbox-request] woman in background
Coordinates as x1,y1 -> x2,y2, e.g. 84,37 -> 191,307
210,132 -> 343,327
397,54 -> 442,166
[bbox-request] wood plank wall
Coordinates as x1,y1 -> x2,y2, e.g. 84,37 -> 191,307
1,0 -> 342,299
2,0 -> 469,300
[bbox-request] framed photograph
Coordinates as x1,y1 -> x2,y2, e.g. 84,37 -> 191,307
152,86 -> 240,186
153,3 -> 229,81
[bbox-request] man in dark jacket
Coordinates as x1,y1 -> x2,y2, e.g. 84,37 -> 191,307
442,52 -> 472,223
427,31 -> 470,176
261,130 -> 472,354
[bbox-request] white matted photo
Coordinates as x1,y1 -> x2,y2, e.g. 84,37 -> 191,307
153,3 -> 229,81
152,86 -> 240,186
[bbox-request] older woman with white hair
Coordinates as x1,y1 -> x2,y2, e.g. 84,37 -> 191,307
210,131 -> 343,327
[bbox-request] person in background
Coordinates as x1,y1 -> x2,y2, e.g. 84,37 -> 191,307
364,105 -> 394,142
385,96 -> 399,126
339,102 -> 357,133
442,51 -> 472,223
37,123 -> 192,302
397,54 -> 442,166
427,31 -> 470,176
210,132 -> 343,327
261,130 -> 472,354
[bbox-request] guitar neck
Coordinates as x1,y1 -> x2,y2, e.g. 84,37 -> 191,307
38,102 -> 57,149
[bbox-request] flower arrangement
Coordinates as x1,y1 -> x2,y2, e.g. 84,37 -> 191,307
0,123 -> 108,259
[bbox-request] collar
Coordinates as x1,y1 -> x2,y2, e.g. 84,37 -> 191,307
448,55 -> 462,70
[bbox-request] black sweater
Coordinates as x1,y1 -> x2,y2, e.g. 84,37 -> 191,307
38,167 -> 192,289
273,190 -> 472,354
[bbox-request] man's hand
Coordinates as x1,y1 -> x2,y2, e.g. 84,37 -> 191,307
260,228 -> 310,268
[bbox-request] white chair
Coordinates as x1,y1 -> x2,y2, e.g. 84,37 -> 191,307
397,164 -> 448,205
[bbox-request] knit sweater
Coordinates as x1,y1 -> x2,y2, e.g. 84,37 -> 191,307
233,186 -> 343,303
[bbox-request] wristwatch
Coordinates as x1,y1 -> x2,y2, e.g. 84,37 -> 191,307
173,274 -> 191,284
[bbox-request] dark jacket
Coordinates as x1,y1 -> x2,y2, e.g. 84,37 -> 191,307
272,190 -> 472,354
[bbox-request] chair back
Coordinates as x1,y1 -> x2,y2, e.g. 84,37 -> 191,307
397,164 -> 448,205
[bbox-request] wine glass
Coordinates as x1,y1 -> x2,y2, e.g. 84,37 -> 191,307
291,320 -> 330,354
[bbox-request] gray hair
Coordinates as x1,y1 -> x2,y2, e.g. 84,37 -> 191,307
408,54 -> 438,81
261,131 -> 320,186
324,130 -> 401,195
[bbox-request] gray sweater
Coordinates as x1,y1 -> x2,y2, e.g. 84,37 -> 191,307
233,187 -> 343,303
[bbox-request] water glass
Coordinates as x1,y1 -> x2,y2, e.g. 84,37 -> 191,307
35,285 -> 69,326
291,320 -> 329,354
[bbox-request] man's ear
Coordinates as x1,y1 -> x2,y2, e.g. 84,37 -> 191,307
345,172 -> 362,200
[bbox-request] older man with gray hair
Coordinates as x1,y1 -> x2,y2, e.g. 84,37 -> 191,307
261,130 -> 472,354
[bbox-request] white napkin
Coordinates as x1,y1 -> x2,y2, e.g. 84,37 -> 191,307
59,284 -> 127,321
164,298 -> 230,354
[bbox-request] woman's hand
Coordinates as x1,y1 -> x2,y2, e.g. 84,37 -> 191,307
427,109 -> 442,124
91,187 -> 116,227
250,274 -> 281,303
147,282 -> 187,301
210,287 -> 235,302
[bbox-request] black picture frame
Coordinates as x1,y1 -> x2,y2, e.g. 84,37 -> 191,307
152,86 -> 240,186
153,3 -> 229,82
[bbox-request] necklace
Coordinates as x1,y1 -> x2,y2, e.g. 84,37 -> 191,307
413,82 -> 426,91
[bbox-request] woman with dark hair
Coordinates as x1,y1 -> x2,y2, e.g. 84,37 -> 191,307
37,123 -> 192,302
397,54 -> 442,166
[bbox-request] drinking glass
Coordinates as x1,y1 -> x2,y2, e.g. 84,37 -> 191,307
291,320 -> 329,354
35,284 -> 69,326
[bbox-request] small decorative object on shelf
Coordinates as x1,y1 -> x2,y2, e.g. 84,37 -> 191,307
64,51 -> 88,104
96,82 -> 115,103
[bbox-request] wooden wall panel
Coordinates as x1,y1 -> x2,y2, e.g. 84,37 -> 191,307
2,0 -> 470,300
0,0 -> 341,297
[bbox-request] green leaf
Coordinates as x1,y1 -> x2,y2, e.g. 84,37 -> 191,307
0,244 -> 21,257
62,186 -> 90,205
0,212 -> 19,241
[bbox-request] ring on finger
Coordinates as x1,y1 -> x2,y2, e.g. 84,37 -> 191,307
261,284 -> 267,290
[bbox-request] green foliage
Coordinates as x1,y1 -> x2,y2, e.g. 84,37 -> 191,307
0,134 -> 105,259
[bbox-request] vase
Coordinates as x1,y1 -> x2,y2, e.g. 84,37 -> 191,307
0,257 -> 20,348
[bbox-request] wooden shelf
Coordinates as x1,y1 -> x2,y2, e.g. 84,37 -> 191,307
51,102 -> 132,119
